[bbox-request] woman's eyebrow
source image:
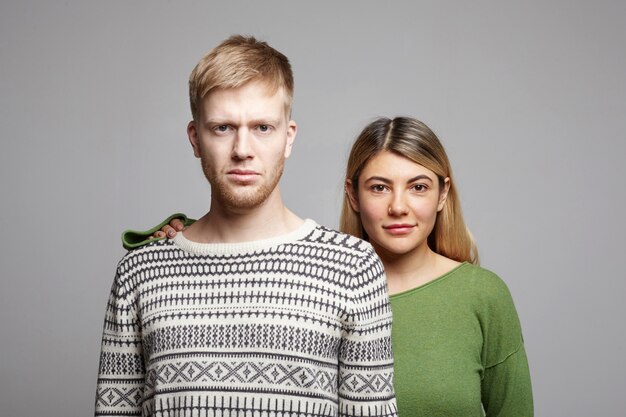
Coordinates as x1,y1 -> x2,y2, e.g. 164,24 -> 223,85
407,174 -> 433,183
364,174 -> 433,183
364,176 -> 392,184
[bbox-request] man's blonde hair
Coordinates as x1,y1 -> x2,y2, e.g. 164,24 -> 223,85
189,35 -> 294,121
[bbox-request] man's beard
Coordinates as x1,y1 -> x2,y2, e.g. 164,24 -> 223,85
201,157 -> 285,211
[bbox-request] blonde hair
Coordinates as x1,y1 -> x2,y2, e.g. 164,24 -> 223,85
189,35 -> 294,120
340,117 -> 479,264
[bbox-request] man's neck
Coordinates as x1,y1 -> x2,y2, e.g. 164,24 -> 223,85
183,189 -> 304,244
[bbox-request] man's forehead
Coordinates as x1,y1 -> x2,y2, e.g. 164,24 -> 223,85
211,80 -> 283,100
200,82 -> 289,120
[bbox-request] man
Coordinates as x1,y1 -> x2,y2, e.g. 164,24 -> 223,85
95,36 -> 397,417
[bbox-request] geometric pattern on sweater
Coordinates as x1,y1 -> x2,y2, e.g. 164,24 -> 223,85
126,324 -> 392,362
146,360 -> 336,393
96,220 -> 397,417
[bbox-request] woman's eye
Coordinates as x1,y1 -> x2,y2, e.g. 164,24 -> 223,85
412,184 -> 427,192
371,184 -> 388,192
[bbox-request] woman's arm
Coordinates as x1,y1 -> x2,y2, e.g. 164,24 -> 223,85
479,270 -> 534,416
121,213 -> 194,250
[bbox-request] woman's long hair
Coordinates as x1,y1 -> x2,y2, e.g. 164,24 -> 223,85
340,117 -> 479,264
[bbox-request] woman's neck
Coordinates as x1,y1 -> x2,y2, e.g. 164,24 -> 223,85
376,243 -> 460,295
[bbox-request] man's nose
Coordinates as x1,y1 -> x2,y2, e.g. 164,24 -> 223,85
232,129 -> 254,160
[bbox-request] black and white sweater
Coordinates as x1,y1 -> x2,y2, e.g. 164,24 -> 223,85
96,219 -> 397,417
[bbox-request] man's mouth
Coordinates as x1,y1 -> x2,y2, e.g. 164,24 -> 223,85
227,169 -> 260,183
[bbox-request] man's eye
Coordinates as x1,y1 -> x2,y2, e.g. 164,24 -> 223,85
214,125 -> 229,132
257,124 -> 271,133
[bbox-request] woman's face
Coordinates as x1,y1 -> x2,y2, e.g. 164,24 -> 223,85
347,151 -> 449,258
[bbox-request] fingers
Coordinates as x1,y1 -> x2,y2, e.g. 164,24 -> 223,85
171,218 -> 185,231
159,224 -> 176,238
151,218 -> 185,240
153,226 -> 175,239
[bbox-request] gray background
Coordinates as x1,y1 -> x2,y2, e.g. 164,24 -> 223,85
1,1 -> 625,416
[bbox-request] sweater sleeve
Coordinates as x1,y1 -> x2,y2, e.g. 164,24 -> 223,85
479,271 -> 533,417
95,268 -> 145,416
338,245 -> 398,417
482,343 -> 533,416
121,212 -> 195,250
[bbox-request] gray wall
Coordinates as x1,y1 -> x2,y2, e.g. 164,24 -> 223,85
1,1 -> 625,415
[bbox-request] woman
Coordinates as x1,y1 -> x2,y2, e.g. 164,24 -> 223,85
339,117 -> 532,416
127,117 -> 533,416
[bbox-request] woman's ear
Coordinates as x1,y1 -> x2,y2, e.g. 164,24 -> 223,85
437,177 -> 451,212
345,179 -> 360,212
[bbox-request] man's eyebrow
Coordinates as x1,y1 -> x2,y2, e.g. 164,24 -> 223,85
202,119 -> 230,128
205,118 -> 232,125
203,118 -> 282,126
249,117 -> 281,126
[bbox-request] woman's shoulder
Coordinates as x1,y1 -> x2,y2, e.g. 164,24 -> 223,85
457,263 -> 508,286
454,263 -> 516,307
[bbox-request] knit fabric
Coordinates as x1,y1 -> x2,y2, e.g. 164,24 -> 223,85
96,219 -> 397,417
390,263 -> 533,416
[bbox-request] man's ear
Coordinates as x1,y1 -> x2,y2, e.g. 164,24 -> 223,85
437,177 -> 451,212
284,120 -> 297,158
345,179 -> 360,212
187,120 -> 201,158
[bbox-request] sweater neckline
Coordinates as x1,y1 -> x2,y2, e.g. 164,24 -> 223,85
171,218 -> 317,256
389,262 -> 470,300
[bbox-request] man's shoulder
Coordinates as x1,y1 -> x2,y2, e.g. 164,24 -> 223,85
299,221 -> 376,257
116,238 -> 178,274
298,224 -> 380,267
295,222 -> 384,289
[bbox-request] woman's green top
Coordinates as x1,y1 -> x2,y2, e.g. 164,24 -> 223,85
390,263 -> 533,416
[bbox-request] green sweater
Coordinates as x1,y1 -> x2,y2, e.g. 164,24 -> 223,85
122,217 -> 532,416
390,263 -> 532,416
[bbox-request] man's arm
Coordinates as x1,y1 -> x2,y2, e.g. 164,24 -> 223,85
338,245 -> 398,417
95,269 -> 145,416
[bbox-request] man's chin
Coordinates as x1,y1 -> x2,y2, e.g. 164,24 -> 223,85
219,188 -> 271,211
206,167 -> 283,212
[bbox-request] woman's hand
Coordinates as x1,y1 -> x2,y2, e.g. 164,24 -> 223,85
154,217 -> 186,239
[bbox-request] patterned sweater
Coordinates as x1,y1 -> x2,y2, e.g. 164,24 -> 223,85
96,219 -> 397,417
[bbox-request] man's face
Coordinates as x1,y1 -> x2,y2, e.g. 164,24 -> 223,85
188,80 -> 297,212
